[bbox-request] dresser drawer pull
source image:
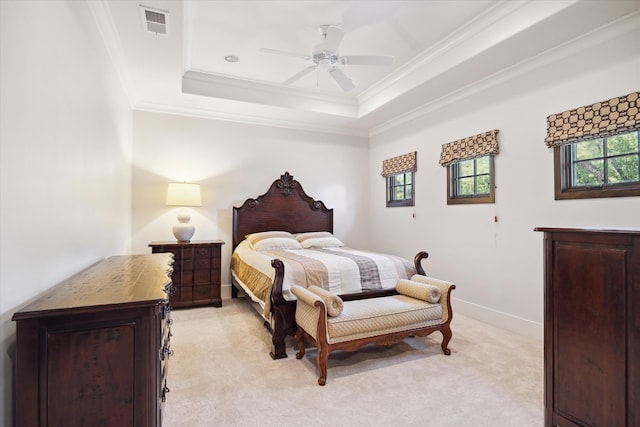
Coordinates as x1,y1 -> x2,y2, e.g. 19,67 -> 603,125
161,386 -> 170,402
160,342 -> 173,360
163,345 -> 174,358
161,304 -> 172,319
163,284 -> 176,296
162,326 -> 171,342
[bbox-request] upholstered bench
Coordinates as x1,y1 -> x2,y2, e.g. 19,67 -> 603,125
291,275 -> 456,385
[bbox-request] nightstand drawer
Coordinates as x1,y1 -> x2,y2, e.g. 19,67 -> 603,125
149,241 -> 225,308
194,257 -> 212,270
194,269 -> 212,284
194,284 -> 216,301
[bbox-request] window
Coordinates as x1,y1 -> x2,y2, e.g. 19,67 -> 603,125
546,91 -> 639,200
439,129 -> 499,205
447,155 -> 495,204
554,130 -> 640,199
381,151 -> 417,207
387,171 -> 414,207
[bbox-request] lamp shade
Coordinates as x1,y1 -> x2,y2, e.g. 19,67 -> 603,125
165,183 -> 202,207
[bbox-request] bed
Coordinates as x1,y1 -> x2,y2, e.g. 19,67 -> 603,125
231,172 -> 429,359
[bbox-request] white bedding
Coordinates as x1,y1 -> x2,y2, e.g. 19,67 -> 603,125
231,239 -> 416,306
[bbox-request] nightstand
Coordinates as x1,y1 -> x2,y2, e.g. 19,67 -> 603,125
149,240 -> 225,308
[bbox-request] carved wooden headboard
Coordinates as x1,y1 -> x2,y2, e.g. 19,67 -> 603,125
232,172 -> 333,249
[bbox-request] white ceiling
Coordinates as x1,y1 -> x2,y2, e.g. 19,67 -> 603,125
96,0 -> 640,136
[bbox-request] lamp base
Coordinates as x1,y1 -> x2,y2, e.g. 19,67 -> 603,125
172,223 -> 195,242
172,208 -> 195,242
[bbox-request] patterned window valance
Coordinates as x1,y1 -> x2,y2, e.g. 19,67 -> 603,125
439,130 -> 499,167
545,91 -> 640,147
381,151 -> 417,177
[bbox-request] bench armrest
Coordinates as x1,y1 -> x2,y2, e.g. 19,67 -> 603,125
409,275 -> 456,323
292,285 -> 322,307
291,285 -> 327,341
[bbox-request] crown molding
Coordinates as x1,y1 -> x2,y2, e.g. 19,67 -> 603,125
182,69 -> 359,118
357,1 -> 530,106
134,101 -> 368,137
368,10 -> 640,137
86,0 -> 137,107
358,0 -> 581,117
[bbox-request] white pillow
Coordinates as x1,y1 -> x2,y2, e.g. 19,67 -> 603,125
245,231 -> 302,251
295,231 -> 344,249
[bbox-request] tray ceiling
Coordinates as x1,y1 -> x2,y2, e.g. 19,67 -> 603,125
97,0 -> 640,136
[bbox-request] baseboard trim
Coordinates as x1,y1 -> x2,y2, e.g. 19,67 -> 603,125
222,283 -> 233,300
452,297 -> 543,341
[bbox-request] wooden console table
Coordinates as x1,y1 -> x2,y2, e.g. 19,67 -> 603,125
12,254 -> 174,427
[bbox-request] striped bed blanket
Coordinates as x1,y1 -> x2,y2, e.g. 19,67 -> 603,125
231,240 -> 416,316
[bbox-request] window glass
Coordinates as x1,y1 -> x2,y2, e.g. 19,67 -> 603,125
387,171 -> 414,207
447,155 -> 495,204
476,156 -> 490,174
458,176 -> 474,195
477,174 -> 490,193
554,130 -> 640,199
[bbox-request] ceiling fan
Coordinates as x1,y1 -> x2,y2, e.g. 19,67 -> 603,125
260,25 -> 394,92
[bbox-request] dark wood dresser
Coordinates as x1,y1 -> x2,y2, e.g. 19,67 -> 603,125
536,228 -> 639,427
149,240 -> 224,308
12,254 -> 174,427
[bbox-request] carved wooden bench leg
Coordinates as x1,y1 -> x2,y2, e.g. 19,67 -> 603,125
316,343 -> 328,386
441,323 -> 452,355
296,327 -> 327,385
295,327 -> 305,359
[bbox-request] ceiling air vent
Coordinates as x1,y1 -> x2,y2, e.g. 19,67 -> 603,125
140,6 -> 169,36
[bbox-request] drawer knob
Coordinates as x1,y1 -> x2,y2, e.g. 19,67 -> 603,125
160,343 -> 173,360
164,345 -> 174,357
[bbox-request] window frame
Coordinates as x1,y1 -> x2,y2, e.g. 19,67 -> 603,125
447,155 -> 495,205
554,131 -> 640,200
386,171 -> 414,207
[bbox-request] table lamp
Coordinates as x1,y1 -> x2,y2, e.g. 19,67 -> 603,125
165,182 -> 202,242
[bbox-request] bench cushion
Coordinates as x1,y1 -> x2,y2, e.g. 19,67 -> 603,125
326,295 -> 442,344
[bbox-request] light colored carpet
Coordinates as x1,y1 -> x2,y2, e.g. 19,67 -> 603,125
163,298 -> 543,426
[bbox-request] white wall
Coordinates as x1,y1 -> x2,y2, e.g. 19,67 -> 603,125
368,28 -> 640,339
130,111 -> 371,288
0,1 -> 133,424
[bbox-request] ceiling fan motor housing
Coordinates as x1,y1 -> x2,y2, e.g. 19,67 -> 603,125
312,51 -> 339,67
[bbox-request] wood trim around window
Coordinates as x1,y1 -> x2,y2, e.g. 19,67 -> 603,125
446,156 -> 495,205
386,172 -> 415,207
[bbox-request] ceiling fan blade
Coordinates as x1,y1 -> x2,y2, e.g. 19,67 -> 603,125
283,66 -> 316,85
329,68 -> 355,91
340,55 -> 394,66
319,25 -> 345,53
259,48 -> 310,60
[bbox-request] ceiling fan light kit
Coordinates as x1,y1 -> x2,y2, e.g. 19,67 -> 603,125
261,24 -> 393,92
